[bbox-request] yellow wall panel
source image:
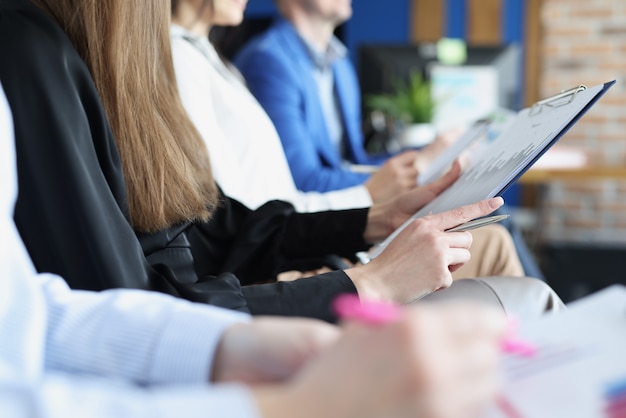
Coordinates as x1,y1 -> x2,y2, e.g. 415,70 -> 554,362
468,0 -> 502,44
411,0 -> 445,42
525,0 -> 543,106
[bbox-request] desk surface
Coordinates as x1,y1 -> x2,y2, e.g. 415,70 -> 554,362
521,166 -> 626,184
519,145 -> 626,184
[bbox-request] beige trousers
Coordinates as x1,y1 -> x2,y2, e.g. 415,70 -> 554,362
451,224 -> 525,280
443,225 -> 562,319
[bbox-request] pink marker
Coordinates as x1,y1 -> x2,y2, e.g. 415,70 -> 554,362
333,294 -> 537,357
501,318 -> 537,357
333,294 -> 401,325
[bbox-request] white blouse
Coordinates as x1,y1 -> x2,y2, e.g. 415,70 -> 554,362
170,25 -> 372,212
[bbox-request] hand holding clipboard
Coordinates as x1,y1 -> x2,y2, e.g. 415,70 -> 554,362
369,81 -> 616,260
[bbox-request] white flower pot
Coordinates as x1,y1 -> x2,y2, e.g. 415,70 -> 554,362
399,123 -> 437,148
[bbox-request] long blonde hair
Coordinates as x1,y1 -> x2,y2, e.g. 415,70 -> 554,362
31,0 -> 219,232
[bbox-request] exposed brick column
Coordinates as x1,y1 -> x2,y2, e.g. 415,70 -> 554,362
538,1 -> 626,244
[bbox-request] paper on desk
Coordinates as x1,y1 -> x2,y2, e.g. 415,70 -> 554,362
483,285 -> 626,418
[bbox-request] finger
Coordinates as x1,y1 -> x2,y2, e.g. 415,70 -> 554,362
444,357 -> 501,418
463,340 -> 501,374
457,153 -> 469,171
443,231 -> 473,249
400,164 -> 419,178
449,263 -> 464,273
399,187 -> 439,211
456,341 -> 502,412
429,197 -> 504,231
277,270 -> 304,282
444,304 -> 508,339
395,149 -> 420,165
397,166 -> 419,187
445,247 -> 471,269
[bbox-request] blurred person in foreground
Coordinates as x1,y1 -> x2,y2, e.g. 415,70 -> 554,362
1,77 -> 506,418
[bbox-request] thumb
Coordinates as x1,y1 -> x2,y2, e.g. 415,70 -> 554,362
429,197 -> 504,231
394,150 -> 420,166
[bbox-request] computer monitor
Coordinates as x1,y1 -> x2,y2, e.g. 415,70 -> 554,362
358,43 -> 522,129
359,43 -> 438,100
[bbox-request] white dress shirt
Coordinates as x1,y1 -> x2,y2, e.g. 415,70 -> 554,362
301,35 -> 348,160
170,25 -> 372,211
0,84 -> 259,417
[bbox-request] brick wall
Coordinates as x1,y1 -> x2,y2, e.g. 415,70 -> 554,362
537,0 -> 626,244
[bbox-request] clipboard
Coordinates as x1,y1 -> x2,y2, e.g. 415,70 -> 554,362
370,80 -> 616,259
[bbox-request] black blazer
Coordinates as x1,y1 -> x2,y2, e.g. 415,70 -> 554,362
0,0 -> 370,322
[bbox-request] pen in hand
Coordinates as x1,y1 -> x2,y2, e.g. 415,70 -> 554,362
333,294 -> 537,356
445,214 -> 510,233
333,293 -> 402,325
501,317 -> 537,357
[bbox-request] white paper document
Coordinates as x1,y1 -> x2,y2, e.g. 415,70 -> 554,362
417,107 -> 518,186
483,285 -> 626,418
417,120 -> 489,186
370,81 -> 614,259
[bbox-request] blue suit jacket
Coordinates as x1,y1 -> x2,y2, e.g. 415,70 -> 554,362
234,19 -> 383,193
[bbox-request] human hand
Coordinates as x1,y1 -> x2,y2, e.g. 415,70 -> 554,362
364,150 -> 419,203
364,160 -> 461,243
253,302 -> 506,418
351,196 -> 504,303
276,267 -> 333,281
414,127 -> 465,175
211,317 -> 340,384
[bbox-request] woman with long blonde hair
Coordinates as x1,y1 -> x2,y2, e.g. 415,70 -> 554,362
0,0 -> 563,321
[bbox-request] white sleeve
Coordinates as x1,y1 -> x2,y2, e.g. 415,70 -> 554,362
1,78 -> 261,418
1,376 -> 260,418
293,185 -> 373,212
41,274 -> 250,386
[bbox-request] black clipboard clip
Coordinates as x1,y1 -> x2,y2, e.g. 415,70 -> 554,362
529,85 -> 587,116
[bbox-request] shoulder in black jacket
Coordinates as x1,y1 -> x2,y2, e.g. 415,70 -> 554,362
0,0 -> 370,322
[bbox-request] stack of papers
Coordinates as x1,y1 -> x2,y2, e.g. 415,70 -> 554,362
484,285 -> 626,417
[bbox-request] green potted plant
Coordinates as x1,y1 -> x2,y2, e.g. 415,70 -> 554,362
366,71 -> 437,147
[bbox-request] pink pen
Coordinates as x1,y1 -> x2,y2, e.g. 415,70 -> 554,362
333,294 -> 537,357
501,318 -> 537,357
332,294 -> 401,325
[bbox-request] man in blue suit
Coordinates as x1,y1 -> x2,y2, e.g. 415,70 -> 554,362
234,0 -> 424,204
